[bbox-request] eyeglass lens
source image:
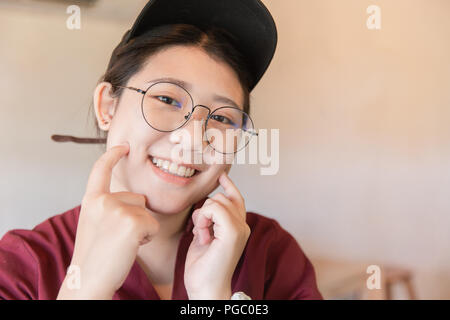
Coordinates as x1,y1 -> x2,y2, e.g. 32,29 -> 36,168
142,82 -> 255,154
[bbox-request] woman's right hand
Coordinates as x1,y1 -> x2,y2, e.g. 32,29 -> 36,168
57,142 -> 160,299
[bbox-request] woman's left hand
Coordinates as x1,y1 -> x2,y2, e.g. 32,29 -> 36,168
184,171 -> 251,300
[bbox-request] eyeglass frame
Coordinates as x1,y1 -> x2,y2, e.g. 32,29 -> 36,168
113,81 -> 258,154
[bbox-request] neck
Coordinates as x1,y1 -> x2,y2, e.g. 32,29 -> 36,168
146,204 -> 193,243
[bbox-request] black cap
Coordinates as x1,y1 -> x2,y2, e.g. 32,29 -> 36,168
124,0 -> 278,92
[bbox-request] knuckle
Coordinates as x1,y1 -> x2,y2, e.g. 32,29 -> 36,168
214,193 -> 229,203
121,212 -> 139,231
137,193 -> 145,200
138,194 -> 147,205
114,205 -> 129,218
213,193 -> 225,200
206,199 -> 216,207
97,193 -> 112,211
85,193 -> 108,211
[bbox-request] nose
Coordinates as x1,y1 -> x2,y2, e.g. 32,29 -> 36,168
170,105 -> 211,154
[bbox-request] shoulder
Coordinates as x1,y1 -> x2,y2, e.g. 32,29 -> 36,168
0,205 -> 81,299
245,211 -> 297,248
1,204 -> 81,259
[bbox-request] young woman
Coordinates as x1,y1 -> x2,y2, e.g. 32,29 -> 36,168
0,0 -> 322,300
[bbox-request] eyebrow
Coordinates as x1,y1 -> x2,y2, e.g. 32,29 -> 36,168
146,77 -> 242,110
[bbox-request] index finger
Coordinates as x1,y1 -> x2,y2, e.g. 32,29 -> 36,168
218,171 -> 245,209
85,142 -> 130,195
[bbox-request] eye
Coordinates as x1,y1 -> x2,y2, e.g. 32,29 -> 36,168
156,95 -> 182,108
210,114 -> 236,126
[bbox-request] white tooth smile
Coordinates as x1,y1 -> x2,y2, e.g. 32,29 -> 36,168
151,156 -> 196,178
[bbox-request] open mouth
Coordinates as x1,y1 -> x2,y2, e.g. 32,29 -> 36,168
148,155 -> 200,179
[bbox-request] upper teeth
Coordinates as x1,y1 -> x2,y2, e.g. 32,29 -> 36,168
151,157 -> 197,178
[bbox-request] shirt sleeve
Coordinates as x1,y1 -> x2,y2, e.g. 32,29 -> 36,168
263,220 -> 323,300
0,231 -> 38,300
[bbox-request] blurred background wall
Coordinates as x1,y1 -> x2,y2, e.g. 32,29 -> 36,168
1,0 -> 449,299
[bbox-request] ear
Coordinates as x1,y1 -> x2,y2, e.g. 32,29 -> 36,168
93,82 -> 118,131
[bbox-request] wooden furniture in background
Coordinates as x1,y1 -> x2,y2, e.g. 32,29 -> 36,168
309,257 -> 416,299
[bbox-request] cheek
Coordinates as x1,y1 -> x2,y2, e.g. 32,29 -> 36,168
108,123 -> 166,167
118,106 -> 164,145
105,104 -> 142,142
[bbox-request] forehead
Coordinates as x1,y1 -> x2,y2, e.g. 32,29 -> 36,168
133,45 -> 244,108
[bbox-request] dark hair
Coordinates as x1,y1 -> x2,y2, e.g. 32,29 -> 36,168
88,23 -> 253,145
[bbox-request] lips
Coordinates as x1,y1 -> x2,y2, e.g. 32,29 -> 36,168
148,155 -> 202,187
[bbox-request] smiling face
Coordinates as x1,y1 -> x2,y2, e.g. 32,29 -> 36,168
94,45 -> 245,215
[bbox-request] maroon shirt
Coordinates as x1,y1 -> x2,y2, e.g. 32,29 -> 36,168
0,196 -> 323,300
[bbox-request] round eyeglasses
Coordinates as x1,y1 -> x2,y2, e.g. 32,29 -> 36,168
114,81 -> 258,154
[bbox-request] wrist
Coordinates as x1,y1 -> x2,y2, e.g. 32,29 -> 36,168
57,274 -> 115,300
188,287 -> 232,300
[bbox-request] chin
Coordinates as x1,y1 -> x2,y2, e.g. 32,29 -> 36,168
142,193 -> 193,215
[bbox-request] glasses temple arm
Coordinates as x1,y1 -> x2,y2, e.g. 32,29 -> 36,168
114,85 -> 146,95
